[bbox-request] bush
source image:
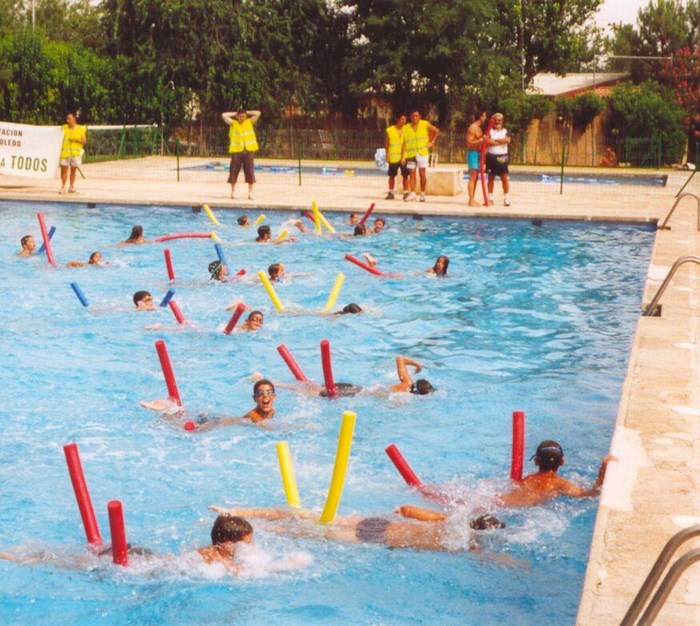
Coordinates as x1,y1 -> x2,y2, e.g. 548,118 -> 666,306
607,81 -> 685,165
556,92 -> 605,131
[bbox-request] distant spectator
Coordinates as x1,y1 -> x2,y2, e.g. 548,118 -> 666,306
59,112 -> 86,194
600,146 -> 619,168
222,108 -> 261,200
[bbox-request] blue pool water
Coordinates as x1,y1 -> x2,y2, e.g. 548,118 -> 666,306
0,200 -> 653,625
185,162 -> 668,186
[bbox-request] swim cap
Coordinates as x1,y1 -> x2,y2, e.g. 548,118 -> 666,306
531,440 -> 564,461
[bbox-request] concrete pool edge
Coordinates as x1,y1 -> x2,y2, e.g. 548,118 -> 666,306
1,161 -> 698,623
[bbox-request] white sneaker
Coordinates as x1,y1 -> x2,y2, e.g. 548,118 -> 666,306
248,194 -> 254,200
68,186 -> 77,194
403,191 -> 410,201
504,197 -> 510,206
230,193 -> 236,199
406,192 -> 416,202
419,193 -> 426,202
59,187 -> 66,194
489,196 -> 494,205
385,191 -> 395,200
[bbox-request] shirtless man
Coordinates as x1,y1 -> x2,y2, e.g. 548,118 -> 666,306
390,355 -> 435,394
196,514 -> 254,573
496,440 -> 616,507
194,379 -> 276,430
18,235 -> 36,257
466,111 -> 486,206
209,505 -> 503,553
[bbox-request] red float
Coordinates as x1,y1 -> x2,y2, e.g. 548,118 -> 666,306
344,253 -> 385,276
37,212 -> 56,266
164,248 -> 175,281
155,340 -> 182,405
169,300 -> 186,324
510,410 -> 525,481
358,202 -> 376,226
385,443 -> 423,487
277,344 -> 310,382
107,500 -> 128,566
223,303 -> 246,335
320,339 -> 337,398
63,443 -> 102,546
154,232 -> 211,243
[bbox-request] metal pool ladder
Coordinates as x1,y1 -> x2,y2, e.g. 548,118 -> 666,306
656,193 -> 700,231
642,256 -> 700,316
620,525 -> 700,625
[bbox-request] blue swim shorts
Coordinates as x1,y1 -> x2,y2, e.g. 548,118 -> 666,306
467,150 -> 480,171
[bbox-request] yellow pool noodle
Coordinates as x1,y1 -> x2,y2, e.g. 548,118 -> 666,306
316,208 -> 336,234
319,411 -> 356,524
210,231 -> 222,243
275,229 -> 288,242
276,441 -> 301,508
258,270 -> 285,311
311,201 -> 322,234
202,204 -> 221,226
322,273 -> 345,313
253,214 -> 266,225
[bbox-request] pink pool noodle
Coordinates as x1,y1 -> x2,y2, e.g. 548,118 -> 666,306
169,300 -> 186,324
320,339 -> 337,398
223,303 -> 246,335
155,340 -> 182,405
511,410 -> 525,481
277,344 -> 310,382
385,443 -> 423,487
344,253 -> 385,276
154,232 -> 211,243
164,248 -> 175,281
107,500 -> 128,566
63,443 -> 102,546
37,212 -> 56,266
358,202 -> 376,226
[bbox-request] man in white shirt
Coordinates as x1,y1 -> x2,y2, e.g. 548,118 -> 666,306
485,113 -> 511,206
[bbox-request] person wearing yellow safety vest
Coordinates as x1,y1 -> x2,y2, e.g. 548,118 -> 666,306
403,110 -> 439,202
222,108 -> 261,200
384,114 -> 408,200
59,112 -> 87,194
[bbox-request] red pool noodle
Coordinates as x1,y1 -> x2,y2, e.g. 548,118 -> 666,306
479,116 -> 496,206
63,443 -> 102,546
511,410 -> 525,481
154,232 -> 212,243
320,339 -> 337,398
223,303 -> 246,335
107,500 -> 128,566
169,300 -> 186,324
358,202 -> 376,226
344,253 -> 385,276
164,248 -> 175,281
155,340 -> 182,405
385,443 -> 423,487
277,344 -> 310,382
235,268 -> 246,277
37,212 -> 56,266
302,210 -> 316,224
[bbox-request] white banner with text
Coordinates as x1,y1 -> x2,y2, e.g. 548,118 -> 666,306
0,121 -> 62,179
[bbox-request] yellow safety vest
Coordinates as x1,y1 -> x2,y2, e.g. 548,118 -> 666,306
60,124 -> 86,158
385,125 -> 404,164
228,118 -> 259,153
404,119 -> 430,158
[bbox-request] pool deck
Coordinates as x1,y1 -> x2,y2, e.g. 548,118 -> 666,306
2,157 -> 699,625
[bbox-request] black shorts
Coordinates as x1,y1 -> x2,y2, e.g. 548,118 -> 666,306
319,382 -> 363,398
355,517 -> 390,543
486,153 -> 509,176
228,152 -> 256,184
387,162 -> 408,177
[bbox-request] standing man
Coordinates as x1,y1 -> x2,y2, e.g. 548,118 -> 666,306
466,111 -> 486,207
222,107 -> 261,200
485,112 -> 511,206
59,112 -> 86,194
403,110 -> 439,202
384,114 -> 408,199
686,110 -> 700,168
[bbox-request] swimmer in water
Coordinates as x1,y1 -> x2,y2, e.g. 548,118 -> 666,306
237,215 -> 250,226
261,355 -> 434,398
133,290 -> 156,310
336,303 -> 362,315
348,212 -> 359,225
193,379 -> 276,430
66,251 -> 105,268
240,310 -> 263,331
426,255 -> 449,277
494,441 -> 616,507
209,505 -> 504,553
18,235 -> 36,257
123,225 -> 147,244
208,260 -> 228,281
353,224 -> 367,236
367,217 -> 386,234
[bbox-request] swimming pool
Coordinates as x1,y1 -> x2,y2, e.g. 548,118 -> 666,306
0,200 -> 653,625
184,162 -> 668,186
